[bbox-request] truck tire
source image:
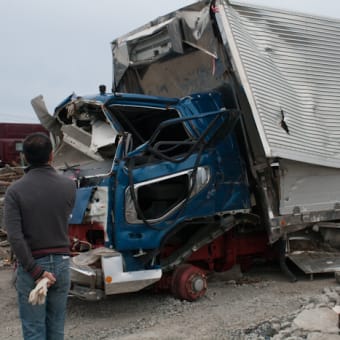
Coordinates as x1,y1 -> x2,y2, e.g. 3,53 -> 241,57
171,264 -> 207,301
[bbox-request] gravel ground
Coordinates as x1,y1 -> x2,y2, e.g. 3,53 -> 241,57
0,262 -> 338,340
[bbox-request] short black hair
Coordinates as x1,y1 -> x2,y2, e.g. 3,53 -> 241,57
23,132 -> 52,166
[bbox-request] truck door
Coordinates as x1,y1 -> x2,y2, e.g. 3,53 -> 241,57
107,94 -> 245,258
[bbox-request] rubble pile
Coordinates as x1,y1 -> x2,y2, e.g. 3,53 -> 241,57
226,286 -> 340,340
0,166 -> 23,226
0,166 -> 23,267
0,228 -> 11,266
0,166 -> 23,194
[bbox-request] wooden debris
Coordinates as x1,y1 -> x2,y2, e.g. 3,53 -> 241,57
0,167 -> 24,195
0,240 -> 9,247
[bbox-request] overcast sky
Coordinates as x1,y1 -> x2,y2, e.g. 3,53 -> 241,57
0,0 -> 339,123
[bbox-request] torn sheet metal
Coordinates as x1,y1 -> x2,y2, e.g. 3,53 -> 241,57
69,186 -> 109,226
52,142 -> 97,169
90,120 -> 118,152
31,95 -> 61,136
112,17 -> 183,86
111,1 -> 216,87
31,94 -> 119,168
61,125 -> 104,161
69,187 -> 94,224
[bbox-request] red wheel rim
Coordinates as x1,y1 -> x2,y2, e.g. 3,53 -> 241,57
171,264 -> 207,301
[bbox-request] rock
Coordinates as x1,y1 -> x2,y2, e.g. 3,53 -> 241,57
327,292 -> 340,304
335,271 -> 340,284
304,303 -> 315,309
314,294 -> 330,304
323,287 -> 332,295
271,322 -> 281,333
307,332 -> 340,340
277,330 -> 295,339
293,307 -> 339,334
280,321 -> 291,330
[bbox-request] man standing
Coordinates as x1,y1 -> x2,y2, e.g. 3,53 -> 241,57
4,132 -> 76,340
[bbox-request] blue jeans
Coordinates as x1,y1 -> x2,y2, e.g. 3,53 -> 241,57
16,255 -> 70,340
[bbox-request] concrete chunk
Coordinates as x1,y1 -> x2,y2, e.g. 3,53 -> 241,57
307,332 -> 340,340
293,307 -> 339,334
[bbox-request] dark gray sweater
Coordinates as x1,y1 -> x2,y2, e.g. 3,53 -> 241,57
4,165 -> 76,279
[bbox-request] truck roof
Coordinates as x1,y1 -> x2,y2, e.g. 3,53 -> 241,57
54,92 -> 179,113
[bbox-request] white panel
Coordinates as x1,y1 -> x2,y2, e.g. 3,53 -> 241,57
90,120 -> 117,152
279,159 -> 340,215
219,1 -> 340,168
101,255 -> 162,295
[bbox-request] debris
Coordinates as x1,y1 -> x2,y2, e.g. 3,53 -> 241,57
0,166 -> 23,194
335,271 -> 340,284
0,240 -> 9,247
333,305 -> 340,329
0,167 -> 24,227
0,228 -> 7,238
0,167 -> 23,265
72,247 -> 118,266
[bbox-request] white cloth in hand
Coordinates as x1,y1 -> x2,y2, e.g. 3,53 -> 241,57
28,278 -> 50,305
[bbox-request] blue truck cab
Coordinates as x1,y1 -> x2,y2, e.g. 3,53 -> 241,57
32,89 -> 259,300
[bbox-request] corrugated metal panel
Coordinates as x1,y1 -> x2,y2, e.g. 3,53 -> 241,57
217,0 -> 340,168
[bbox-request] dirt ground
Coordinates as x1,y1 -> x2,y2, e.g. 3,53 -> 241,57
0,262 -> 337,340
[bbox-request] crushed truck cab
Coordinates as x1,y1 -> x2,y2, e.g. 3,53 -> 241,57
32,90 -> 262,301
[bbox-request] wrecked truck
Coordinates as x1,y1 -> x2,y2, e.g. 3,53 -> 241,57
33,0 -> 340,301
32,89 -> 266,301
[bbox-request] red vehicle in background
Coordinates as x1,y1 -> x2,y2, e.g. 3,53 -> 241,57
0,123 -> 47,167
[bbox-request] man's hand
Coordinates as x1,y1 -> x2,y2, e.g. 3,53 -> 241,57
36,271 -> 56,288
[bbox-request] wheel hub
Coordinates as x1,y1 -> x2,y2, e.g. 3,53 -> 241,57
171,264 -> 207,301
191,275 -> 205,292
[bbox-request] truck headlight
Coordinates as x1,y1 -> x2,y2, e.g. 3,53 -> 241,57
190,166 -> 210,197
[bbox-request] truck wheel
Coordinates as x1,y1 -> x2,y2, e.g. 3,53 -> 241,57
171,264 -> 207,301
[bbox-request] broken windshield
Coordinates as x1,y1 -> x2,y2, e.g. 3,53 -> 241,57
51,97 -> 192,174
106,104 -> 189,151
